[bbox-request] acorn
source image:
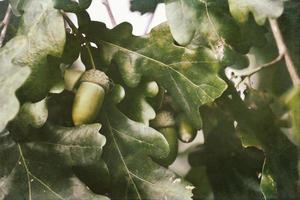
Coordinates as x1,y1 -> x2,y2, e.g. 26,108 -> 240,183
110,84 -> 125,104
72,69 -> 109,126
143,81 -> 159,98
151,111 -> 178,166
177,114 -> 197,143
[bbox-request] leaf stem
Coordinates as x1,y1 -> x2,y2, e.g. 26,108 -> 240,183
269,18 -> 300,86
102,0 -> 117,27
62,12 -> 96,70
0,5 -> 12,47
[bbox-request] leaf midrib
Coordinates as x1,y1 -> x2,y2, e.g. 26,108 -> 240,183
105,117 -> 143,200
98,39 -> 217,102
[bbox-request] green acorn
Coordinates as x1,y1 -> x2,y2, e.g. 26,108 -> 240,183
110,84 -> 126,104
143,81 -> 159,98
151,111 -> 178,166
177,114 -> 197,143
72,69 -> 109,126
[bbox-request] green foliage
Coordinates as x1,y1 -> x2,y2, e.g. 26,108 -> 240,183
84,22 -> 227,129
228,0 -> 284,25
0,125 -> 108,199
54,0 -> 92,13
9,0 -> 24,16
164,0 -> 265,52
284,86 -> 300,145
1,0 -> 300,199
102,106 -> 193,199
130,0 -> 163,14
16,0 -> 66,102
119,82 -> 157,125
0,37 -> 30,132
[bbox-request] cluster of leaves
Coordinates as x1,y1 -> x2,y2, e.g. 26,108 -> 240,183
1,0 -> 300,199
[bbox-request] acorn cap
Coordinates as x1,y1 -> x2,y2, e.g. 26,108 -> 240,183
80,69 -> 110,91
151,111 -> 175,128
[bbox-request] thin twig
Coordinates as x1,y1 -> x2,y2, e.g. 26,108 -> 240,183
269,18 -> 300,86
102,0 -> 117,27
237,54 -> 284,78
61,12 -> 96,70
0,5 -> 12,47
233,54 -> 284,88
233,18 -> 300,88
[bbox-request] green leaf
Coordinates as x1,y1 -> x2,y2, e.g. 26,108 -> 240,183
15,0 -> 66,102
9,0 -> 24,16
27,124 -> 107,167
284,86 -> 300,145
54,0 -> 92,13
0,0 -> 9,19
85,22 -> 227,129
61,33 -> 81,65
165,0 -> 229,46
47,91 -> 74,127
260,163 -> 278,200
121,93 -> 156,125
102,106 -> 193,200
0,36 -> 31,132
8,98 -> 48,140
0,129 -> 19,178
16,99 -> 48,128
192,106 -> 265,200
185,166 -> 213,200
164,0 -> 267,54
228,0 -> 284,25
0,125 -> 109,199
218,85 -> 299,199
130,0 -> 163,14
279,1 -> 300,74
120,82 -> 158,125
0,0 -> 6,13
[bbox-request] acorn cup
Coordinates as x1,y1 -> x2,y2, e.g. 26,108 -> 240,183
151,111 -> 178,167
177,114 -> 197,143
72,69 -> 109,126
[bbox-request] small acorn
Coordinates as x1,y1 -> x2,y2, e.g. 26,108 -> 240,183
143,81 -> 159,98
72,69 -> 109,126
151,111 -> 178,166
177,114 -> 197,143
110,84 -> 125,104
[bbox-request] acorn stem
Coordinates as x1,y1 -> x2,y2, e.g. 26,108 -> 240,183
85,42 -> 96,70
62,12 -> 96,70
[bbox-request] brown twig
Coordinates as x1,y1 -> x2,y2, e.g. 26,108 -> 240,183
233,18 -> 300,88
102,0 -> 117,27
0,5 -> 12,47
236,54 -> 284,78
233,54 -> 284,88
269,18 -> 300,86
